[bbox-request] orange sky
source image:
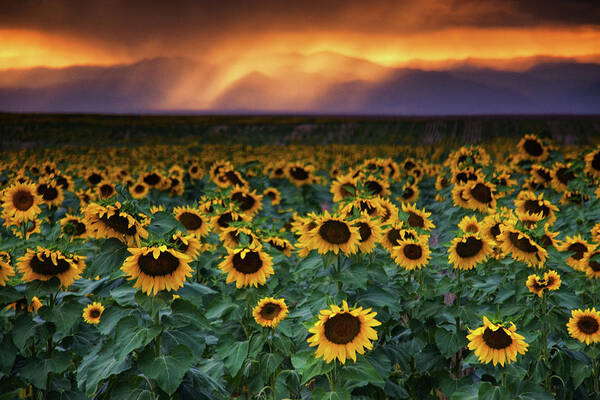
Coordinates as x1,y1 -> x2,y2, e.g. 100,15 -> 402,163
2,26 -> 600,71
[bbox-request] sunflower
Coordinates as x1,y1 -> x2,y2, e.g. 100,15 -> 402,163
353,214 -> 383,253
60,214 -> 88,240
82,302 -> 105,325
448,233 -> 493,270
11,217 -> 42,239
84,203 -> 148,246
307,300 -> 380,364
584,148 -> 600,179
450,166 -> 481,185
498,226 -> 547,268
458,215 -> 481,234
551,162 -> 577,193
397,183 -> 419,203
451,184 -> 472,209
517,134 -> 548,162
538,225 -> 559,249
514,191 -> 558,226
210,207 -> 246,232
567,308 -> 600,345
401,203 -> 435,231
230,188 -> 263,217
530,164 -> 553,185
308,211 -> 361,255
381,223 -> 407,252
0,251 -> 15,286
265,236 -> 294,257
188,163 -> 205,180
1,182 -> 42,223
464,179 -> 496,212
86,170 -> 104,187
35,180 -> 64,207
253,297 -> 289,328
96,181 -> 116,200
121,245 -> 193,295
169,231 -> 203,259
219,226 -> 260,250
263,187 -> 282,205
17,247 -> 82,288
392,239 -> 431,270
218,245 -> 274,288
583,250 -> 600,279
130,181 -> 149,199
526,274 -> 546,297
330,174 -> 357,202
142,171 -> 165,189
286,162 -> 315,187
467,316 -> 528,366
558,235 -> 595,271
481,213 -> 507,243
363,176 -> 390,198
592,222 -> 600,244
374,197 -> 399,225
215,168 -> 249,189
526,270 -> 561,297
173,206 -> 211,237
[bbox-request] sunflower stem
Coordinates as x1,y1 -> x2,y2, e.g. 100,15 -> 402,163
455,267 -> 462,380
540,291 -> 550,391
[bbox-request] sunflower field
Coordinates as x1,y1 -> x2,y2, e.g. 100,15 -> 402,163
1,133 -> 600,399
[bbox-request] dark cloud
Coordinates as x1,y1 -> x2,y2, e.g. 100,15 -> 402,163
1,0 -> 598,52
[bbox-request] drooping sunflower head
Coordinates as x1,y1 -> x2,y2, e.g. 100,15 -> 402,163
121,245 -> 193,295
253,297 -> 289,328
567,308 -> 600,345
373,197 -> 399,225
211,207 -> 245,232
352,214 -> 383,254
263,187 -> 282,205
0,251 -> 15,287
308,211 -> 361,256
265,236 -> 294,257
173,206 -> 211,237
307,300 -> 381,364
84,203 -> 149,246
169,231 -> 203,259
83,302 -> 105,325
219,226 -> 260,250
467,316 -> 529,366
1,182 -> 42,223
517,134 -> 548,161
16,247 -> 82,289
392,239 -> 431,270
230,188 -> 263,217
218,246 -> 274,288
448,233 -> 492,270
401,203 -> 435,231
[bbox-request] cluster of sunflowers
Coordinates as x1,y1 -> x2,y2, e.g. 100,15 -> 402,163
1,133 -> 600,398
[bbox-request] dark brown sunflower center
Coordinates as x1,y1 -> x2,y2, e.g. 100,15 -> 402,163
470,183 -> 492,204
143,173 -> 161,186
490,223 -> 501,239
274,168 -> 284,176
535,168 -> 552,182
404,161 -> 415,170
524,200 -> 549,217
29,254 -> 71,275
178,212 -> 203,230
88,173 -> 102,185
134,184 -> 146,193
407,212 -> 424,228
99,184 -> 114,198
55,176 -> 69,189
402,187 -> 415,199
508,232 -> 538,253
532,278 -> 545,291
259,303 -> 281,320
306,221 -> 317,231
191,166 -> 199,173
523,139 -> 543,156
268,240 -> 287,252
290,167 -> 309,181
456,236 -> 483,258
232,251 -> 263,274
577,316 -> 600,335
65,219 -> 86,236
365,180 -> 383,195
90,309 -> 101,318
588,252 -> 600,271
99,214 -> 138,235
137,252 -> 180,276
567,243 -> 587,260
403,243 -> 423,260
266,191 -> 277,200
224,171 -> 244,186
324,313 -> 361,344
556,168 -> 575,185
171,237 -> 189,252
37,184 -> 59,201
482,327 -> 513,349
232,192 -> 255,211
592,152 -> 600,171
12,190 -> 34,211
217,212 -> 233,228
358,222 -> 372,242
387,229 -> 402,246
319,220 -> 351,244
465,223 -> 478,233
539,234 -> 553,248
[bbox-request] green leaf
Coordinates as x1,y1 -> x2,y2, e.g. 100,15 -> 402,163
434,327 -> 467,357
147,212 -> 184,236
177,281 -> 217,303
77,346 -> 131,396
39,299 -> 84,340
338,357 -> 385,389
138,345 -> 193,395
12,313 -> 40,351
113,317 -> 161,361
311,387 -> 351,400
110,285 -> 138,307
291,349 -> 334,385
0,285 -> 23,307
260,353 -> 284,381
478,382 -> 508,400
216,340 -> 249,376
0,335 -> 17,372
162,328 -> 206,358
97,306 -> 129,335
87,238 -> 130,278
19,351 -> 72,389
